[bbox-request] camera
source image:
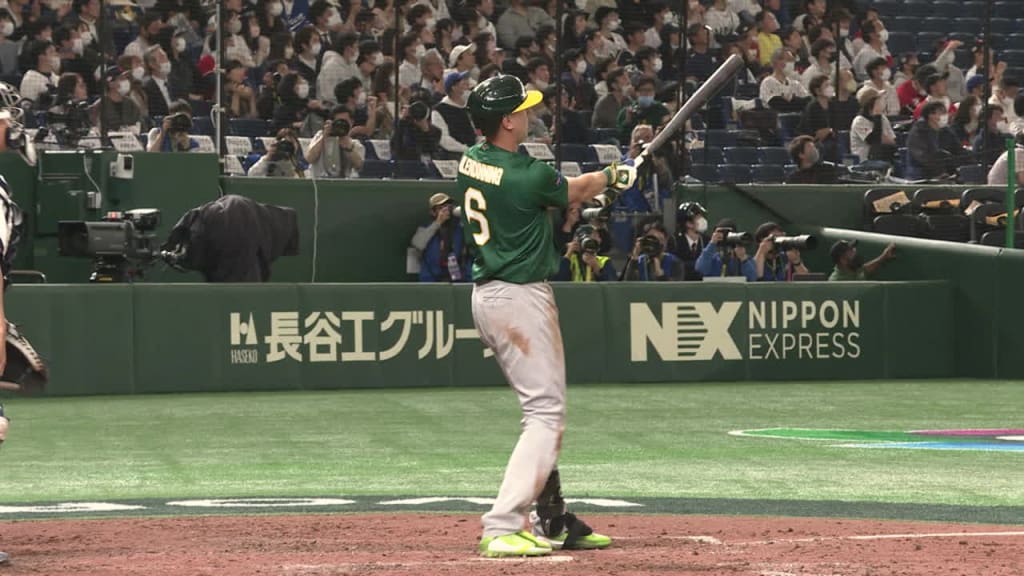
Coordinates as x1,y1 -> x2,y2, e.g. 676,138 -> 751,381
271,138 -> 296,161
166,112 -> 192,134
58,209 -> 163,282
718,229 -> 752,246
772,234 -> 818,251
580,206 -> 610,223
575,227 -> 599,253
640,234 -> 663,256
328,118 -> 351,137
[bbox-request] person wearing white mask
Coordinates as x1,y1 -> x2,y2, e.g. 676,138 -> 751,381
317,32 -> 359,105
800,38 -> 836,91
793,0 -> 825,33
851,22 -> 889,82
593,7 -> 624,59
799,75 -> 838,160
124,12 -> 164,60
912,72 -> 953,120
142,45 -> 173,118
19,40 -> 60,103
99,68 -> 142,134
525,57 -> 549,92
258,0 -> 288,39
705,0 -> 739,46
907,101 -> 966,180
397,33 -> 424,89
760,48 -> 810,113
857,57 -> 900,116
292,26 -> 322,98
167,32 -> 201,101
644,2 -> 672,50
309,0 -> 343,50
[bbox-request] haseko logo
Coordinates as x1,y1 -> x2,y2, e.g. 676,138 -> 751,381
630,300 -> 862,362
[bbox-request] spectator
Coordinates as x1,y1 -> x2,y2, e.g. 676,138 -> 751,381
907,101 -> 965,180
616,23 -> 645,67
851,21 -> 888,81
142,46 -> 173,118
912,72 -> 954,120
46,72 -> 90,141
893,52 -> 918,86
632,46 -> 664,93
292,26 -> 322,95
99,67 -> 141,134
308,0 -> 344,51
19,40 -> 59,104
799,38 -> 834,90
964,74 -> 986,101
593,8 -> 624,60
496,0 -> 553,50
542,85 -> 587,144
951,95 -> 982,147
222,59 -> 258,118
355,41 -> 381,93
554,224 -> 616,282
124,12 -> 163,60
989,77 -> 1020,126
117,54 -> 149,118
644,1 -> 672,50
614,124 -> 670,212
753,221 -> 808,282
674,202 -> 710,281
432,71 -> 475,156
168,31 -> 200,101
417,48 -> 446,100
448,43 -> 475,74
271,72 -> 323,132
786,134 -> 840,183
562,48 -> 597,111
850,88 -> 896,164
616,77 -> 669,142
525,57 -> 549,92
147,111 -> 200,153
705,0 -> 740,43
317,31 -> 359,105
694,218 -> 756,281
793,0 -> 825,33
798,74 -> 837,157
255,0 -> 288,41
966,44 -> 1000,83
256,59 -> 290,119
503,35 -> 536,80
932,40 -> 966,104
397,32 -> 425,88
780,27 -> 806,69
684,24 -> 716,84
761,48 -> 809,113
622,222 -> 683,281
392,100 -> 441,161
856,57 -> 899,116
897,63 -> 931,116
433,18 -> 456,58
249,128 -> 308,177
829,240 -> 896,281
592,68 -> 630,129
366,64 -> 394,139
0,10 -> 18,76
986,134 -> 1024,186
410,193 -> 472,282
834,68 -> 860,130
973,104 -> 1009,166
755,10 -> 781,67
307,105 -> 364,178
53,25 -> 86,82
658,23 -> 683,81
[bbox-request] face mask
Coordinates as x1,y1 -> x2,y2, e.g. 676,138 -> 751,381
159,61 -> 171,76
807,146 -> 820,164
174,38 -> 186,53
839,27 -> 849,37
620,84 -> 631,97
373,52 -> 384,66
665,11 -> 678,25
0,22 -> 11,37
118,79 -> 130,95
653,57 -> 663,72
823,86 -> 835,98
425,17 -> 436,30
284,46 -> 294,59
328,10 -> 342,26
414,44 -> 426,59
937,114 -> 949,128
296,83 -> 309,98
607,18 -> 620,30
50,55 -> 61,71
228,18 -> 242,34
71,37 -> 84,55
881,68 -> 891,81
270,2 -> 283,16
356,91 -> 366,106
784,61 -> 795,74
477,17 -> 488,30
879,29 -> 889,42
973,104 -> 982,117
637,95 -> 654,107
574,60 -> 586,75
694,217 -> 708,234
132,65 -> 144,80
845,79 -> 856,92
310,42 -> 321,55
997,120 -> 1010,132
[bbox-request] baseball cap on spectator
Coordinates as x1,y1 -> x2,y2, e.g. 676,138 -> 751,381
429,193 -> 452,208
830,240 -> 857,264
966,75 -> 986,94
444,70 -> 470,93
449,44 -> 474,67
914,63 -> 939,85
735,22 -> 752,37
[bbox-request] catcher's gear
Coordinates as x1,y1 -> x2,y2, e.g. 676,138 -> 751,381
467,74 -> 542,122
1,321 -> 48,394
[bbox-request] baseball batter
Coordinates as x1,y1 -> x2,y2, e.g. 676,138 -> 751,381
460,75 -> 636,557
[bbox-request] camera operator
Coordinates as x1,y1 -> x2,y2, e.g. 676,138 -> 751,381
754,221 -> 809,282
409,193 -> 472,283
306,105 -> 364,178
674,201 -> 709,281
249,128 -> 308,178
553,224 -> 616,282
392,100 -> 442,162
829,239 -> 896,281
695,218 -> 757,281
146,110 -> 199,152
621,222 -> 682,281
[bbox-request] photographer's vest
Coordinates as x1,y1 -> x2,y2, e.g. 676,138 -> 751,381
568,254 -> 610,282
435,101 -> 476,147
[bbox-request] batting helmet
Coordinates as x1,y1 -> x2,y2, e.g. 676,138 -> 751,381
468,74 -> 542,129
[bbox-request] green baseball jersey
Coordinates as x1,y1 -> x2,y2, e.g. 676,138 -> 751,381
458,142 -> 569,284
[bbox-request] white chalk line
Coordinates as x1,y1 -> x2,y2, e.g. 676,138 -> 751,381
282,555 -> 574,572
613,535 -> 723,544
732,530 -> 1024,546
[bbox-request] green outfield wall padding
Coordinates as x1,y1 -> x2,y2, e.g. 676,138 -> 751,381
4,281 -> 952,396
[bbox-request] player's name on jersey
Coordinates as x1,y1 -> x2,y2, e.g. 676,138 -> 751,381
459,155 -> 504,186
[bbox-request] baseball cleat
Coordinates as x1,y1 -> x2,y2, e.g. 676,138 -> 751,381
532,511 -> 612,550
479,531 -> 552,557
541,530 -> 612,550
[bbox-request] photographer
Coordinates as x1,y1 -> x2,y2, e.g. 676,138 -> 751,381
829,240 -> 896,281
146,110 -> 200,152
674,201 -> 709,281
46,72 -> 92,145
754,221 -> 809,282
249,128 -> 308,178
621,222 -> 683,281
553,224 -> 616,282
392,100 -> 442,162
695,218 -> 757,281
409,193 -> 472,283
306,105 -> 365,178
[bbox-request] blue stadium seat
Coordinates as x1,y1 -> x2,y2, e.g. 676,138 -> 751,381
689,163 -> 718,182
360,159 -> 392,179
705,129 -> 737,147
587,128 -> 619,144
752,164 -> 785,183
723,146 -> 759,165
989,18 -> 1016,36
777,113 -> 802,142
191,100 -> 212,118
758,147 -> 790,165
921,18 -> 952,34
692,146 -> 724,166
957,164 -> 988,185
230,118 -> 271,138
902,1 -> 933,18
892,17 -> 917,32
561,143 -> 595,163
1002,50 -> 1024,68
716,164 -> 752,183
885,32 -> 916,58
872,0 -> 901,20
958,18 -> 982,33
931,2 -> 959,18
191,116 -> 214,136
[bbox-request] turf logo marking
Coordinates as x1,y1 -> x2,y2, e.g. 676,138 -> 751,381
167,498 -> 357,508
729,428 -> 1024,452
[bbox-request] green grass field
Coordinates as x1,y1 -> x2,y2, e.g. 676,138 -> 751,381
1,380 -> 1021,509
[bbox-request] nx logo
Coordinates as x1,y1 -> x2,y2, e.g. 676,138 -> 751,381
630,302 -> 742,362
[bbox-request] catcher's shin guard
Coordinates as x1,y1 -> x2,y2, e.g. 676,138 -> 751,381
1,321 -> 48,394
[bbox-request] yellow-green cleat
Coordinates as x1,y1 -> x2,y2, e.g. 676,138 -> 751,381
479,531 -> 553,557
531,511 -> 612,550
542,530 -> 612,550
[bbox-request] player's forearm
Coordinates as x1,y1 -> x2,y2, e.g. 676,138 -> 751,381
566,171 -> 609,205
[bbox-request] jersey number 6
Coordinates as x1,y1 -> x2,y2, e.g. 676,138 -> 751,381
464,187 -> 490,246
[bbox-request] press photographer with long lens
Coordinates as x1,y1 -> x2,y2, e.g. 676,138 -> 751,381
146,110 -> 199,152
249,128 -> 307,177
695,218 -> 756,281
621,222 -> 682,281
553,224 -> 616,282
306,105 -> 364,178
408,193 -> 472,283
754,221 -> 812,282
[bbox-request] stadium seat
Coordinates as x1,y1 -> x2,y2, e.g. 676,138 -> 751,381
980,229 -> 1024,248
691,146 -> 724,166
916,32 -> 945,53
989,18 -> 1016,36
360,159 -> 392,179
716,164 -> 752,183
893,17 -> 918,32
931,2 -> 959,18
777,113 -> 802,142
229,118 -> 271,138
922,214 -> 970,242
561,143 -> 595,163
758,147 -> 790,165
921,19 -> 952,34
191,116 -> 214,136
872,214 -> 926,237
864,188 -> 915,224
872,0 -> 901,20
886,32 -> 916,58
913,188 -> 960,213
705,129 -> 736,147
958,18 -> 982,33
902,1 -> 933,18
723,146 -> 759,165
752,164 -> 785,183
837,131 -> 851,159
689,163 -> 718,182
961,187 -> 1007,208
1000,50 -> 1024,68
364,139 -> 392,161
587,128 -> 619,144
957,164 -> 988,184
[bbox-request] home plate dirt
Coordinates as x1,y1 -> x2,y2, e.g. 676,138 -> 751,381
2,514 -> 1023,575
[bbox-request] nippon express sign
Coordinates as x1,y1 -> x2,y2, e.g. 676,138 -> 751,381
629,300 -> 862,362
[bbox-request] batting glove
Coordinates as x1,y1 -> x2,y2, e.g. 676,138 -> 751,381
602,161 -> 637,191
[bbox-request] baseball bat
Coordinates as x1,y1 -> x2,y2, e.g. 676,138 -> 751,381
635,54 -> 745,170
